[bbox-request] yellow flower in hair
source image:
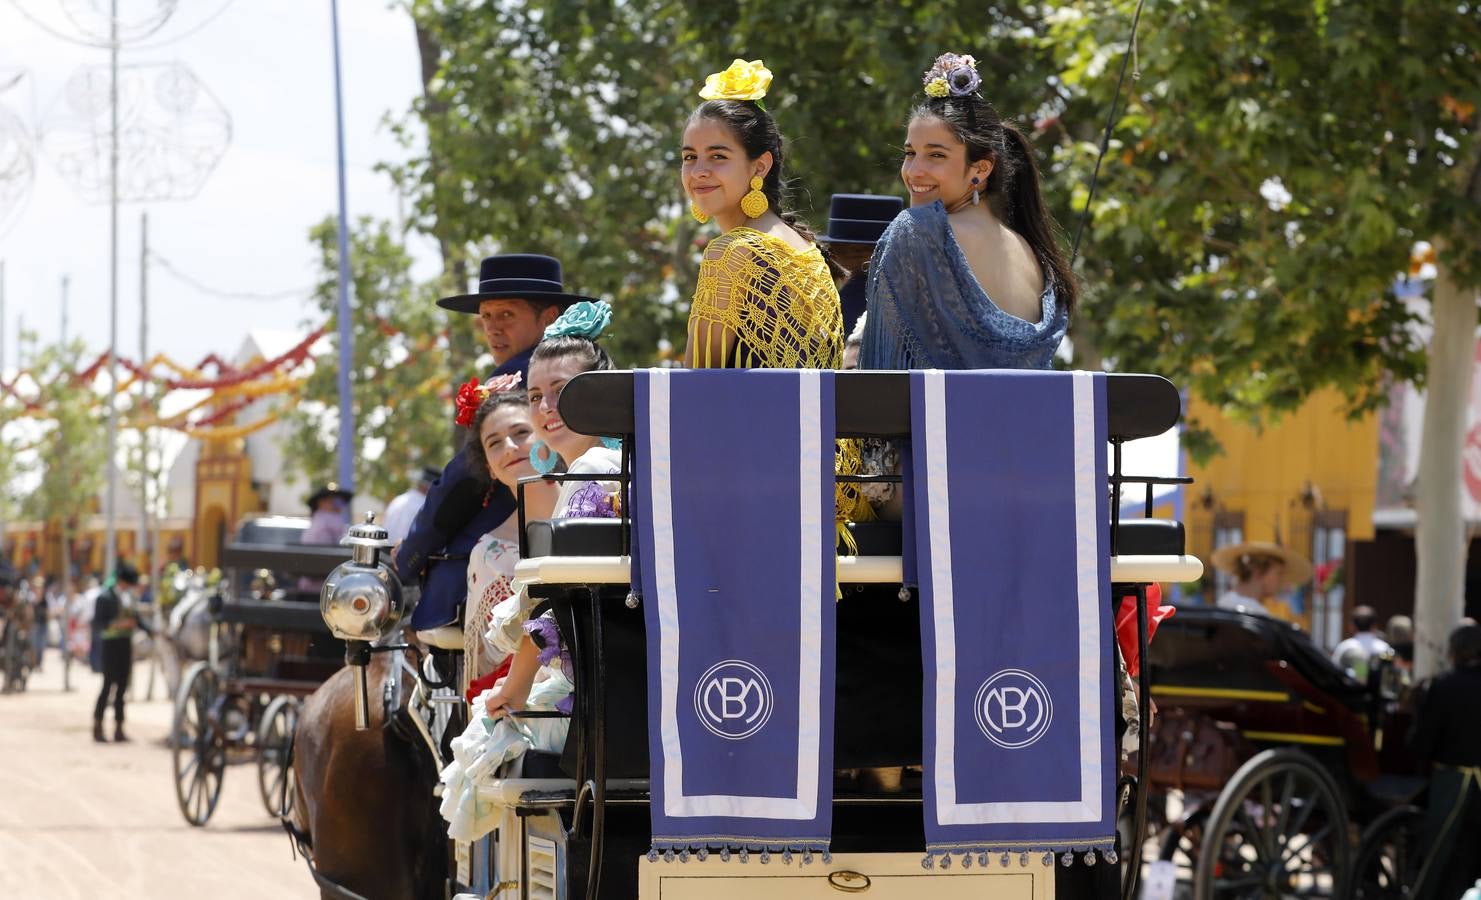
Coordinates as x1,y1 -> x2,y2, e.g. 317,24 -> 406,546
700,59 -> 773,102
925,77 -> 950,98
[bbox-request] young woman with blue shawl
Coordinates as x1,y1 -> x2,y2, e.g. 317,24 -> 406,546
858,53 -> 1077,372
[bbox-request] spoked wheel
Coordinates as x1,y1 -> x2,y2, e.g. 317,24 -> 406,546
1350,805 -> 1424,900
1157,801 -> 1211,900
1195,749 -> 1351,900
256,695 -> 298,818
172,662 -> 226,827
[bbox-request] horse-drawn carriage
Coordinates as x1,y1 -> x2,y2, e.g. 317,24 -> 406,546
310,369 -> 1205,900
1141,602 -> 1424,900
170,528 -> 348,827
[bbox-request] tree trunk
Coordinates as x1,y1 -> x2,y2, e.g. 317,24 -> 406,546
1413,261 -> 1477,677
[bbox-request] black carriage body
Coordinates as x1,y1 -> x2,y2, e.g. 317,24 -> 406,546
172,530 -> 351,827
480,370 -> 1190,900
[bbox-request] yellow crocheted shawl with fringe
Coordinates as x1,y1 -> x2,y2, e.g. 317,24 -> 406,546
686,227 -> 875,543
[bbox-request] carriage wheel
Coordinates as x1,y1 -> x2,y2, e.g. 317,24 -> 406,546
1349,805 -> 1424,900
172,662 -> 226,827
1157,801 -> 1210,900
1194,749 -> 1351,900
256,695 -> 298,818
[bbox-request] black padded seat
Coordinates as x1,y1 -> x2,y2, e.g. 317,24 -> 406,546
526,516 -> 1185,558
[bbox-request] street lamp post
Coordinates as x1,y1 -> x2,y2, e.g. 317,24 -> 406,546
329,0 -> 355,493
104,0 -> 120,578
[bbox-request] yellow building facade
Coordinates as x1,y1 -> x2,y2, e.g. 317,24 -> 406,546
1183,388 -> 1378,647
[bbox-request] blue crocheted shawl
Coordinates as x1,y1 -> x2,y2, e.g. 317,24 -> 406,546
858,202 -> 1067,371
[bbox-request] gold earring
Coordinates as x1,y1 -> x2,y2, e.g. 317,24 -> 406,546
740,175 -> 769,219
690,201 -> 710,224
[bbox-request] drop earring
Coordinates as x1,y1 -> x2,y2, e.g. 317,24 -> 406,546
530,440 -> 559,475
740,175 -> 769,219
970,175 -> 980,205
690,201 -> 709,224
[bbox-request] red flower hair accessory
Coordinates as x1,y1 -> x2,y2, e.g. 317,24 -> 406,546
454,373 -> 522,427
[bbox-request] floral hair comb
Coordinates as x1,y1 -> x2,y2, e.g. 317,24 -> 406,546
699,59 -> 772,105
923,52 -> 981,99
454,372 -> 522,427
543,299 -> 613,341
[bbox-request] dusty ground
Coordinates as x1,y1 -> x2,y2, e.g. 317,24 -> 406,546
0,648 -> 316,900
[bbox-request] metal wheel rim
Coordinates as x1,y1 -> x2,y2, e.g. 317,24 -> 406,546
171,664 -> 225,827
1350,806 -> 1424,900
256,696 -> 297,818
1194,751 -> 1350,900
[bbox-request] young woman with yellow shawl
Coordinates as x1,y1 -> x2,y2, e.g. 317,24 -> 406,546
679,59 -> 870,526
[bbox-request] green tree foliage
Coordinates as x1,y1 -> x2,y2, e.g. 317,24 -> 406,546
391,0 -> 1065,365
19,337 -> 108,580
282,216 -> 455,502
1047,0 -> 1478,431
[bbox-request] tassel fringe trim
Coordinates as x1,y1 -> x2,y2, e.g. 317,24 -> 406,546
648,839 -> 831,866
921,839 -> 1117,870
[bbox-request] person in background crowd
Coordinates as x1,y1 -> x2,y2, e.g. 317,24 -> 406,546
92,562 -> 150,743
1209,541 -> 1312,620
1385,613 -> 1416,683
817,193 -> 903,338
1409,621 -> 1481,900
397,253 -> 596,634
1331,605 -> 1394,682
383,466 -> 440,544
27,575 -> 47,674
301,483 -> 353,545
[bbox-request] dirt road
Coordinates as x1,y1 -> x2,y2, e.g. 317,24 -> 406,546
0,649 -> 316,900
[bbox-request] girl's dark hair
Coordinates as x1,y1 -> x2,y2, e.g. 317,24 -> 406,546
690,99 -> 846,280
464,390 -> 531,482
912,95 -> 1079,314
530,334 -> 616,374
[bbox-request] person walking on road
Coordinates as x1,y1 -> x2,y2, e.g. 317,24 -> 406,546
92,563 -> 149,743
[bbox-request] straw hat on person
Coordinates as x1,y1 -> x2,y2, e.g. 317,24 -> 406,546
1210,541 -> 1313,588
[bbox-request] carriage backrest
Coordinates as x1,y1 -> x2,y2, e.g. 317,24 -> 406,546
558,370 -> 1182,442
535,370 -> 1189,781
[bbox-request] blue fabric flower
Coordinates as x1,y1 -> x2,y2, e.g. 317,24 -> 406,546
543,299 -> 612,340
946,65 -> 981,97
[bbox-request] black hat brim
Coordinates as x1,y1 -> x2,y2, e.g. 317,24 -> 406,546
307,488 -> 354,508
436,290 -> 601,315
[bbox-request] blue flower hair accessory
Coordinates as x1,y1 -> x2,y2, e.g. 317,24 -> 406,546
923,52 -> 981,99
543,299 -> 612,341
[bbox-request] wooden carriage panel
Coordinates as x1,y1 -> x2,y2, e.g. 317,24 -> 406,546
639,854 -> 1053,899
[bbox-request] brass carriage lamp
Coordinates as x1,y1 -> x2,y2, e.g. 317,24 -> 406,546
320,512 -> 405,730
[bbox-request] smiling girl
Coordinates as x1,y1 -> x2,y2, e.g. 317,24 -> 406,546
462,385 -> 559,684
680,59 -> 845,371
859,52 -> 1077,371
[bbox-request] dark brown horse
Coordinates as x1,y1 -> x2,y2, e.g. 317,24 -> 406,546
289,653 -> 448,900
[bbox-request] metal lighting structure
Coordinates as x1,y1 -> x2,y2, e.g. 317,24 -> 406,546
34,0 -> 230,579
106,0 -> 119,576
329,0 -> 355,491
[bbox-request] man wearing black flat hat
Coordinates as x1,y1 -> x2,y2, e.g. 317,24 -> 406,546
302,482 -> 354,545
396,253 -> 598,633
819,193 -> 905,340
91,562 -> 149,742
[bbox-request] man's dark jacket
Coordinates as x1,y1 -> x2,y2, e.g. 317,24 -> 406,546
397,348 -> 531,629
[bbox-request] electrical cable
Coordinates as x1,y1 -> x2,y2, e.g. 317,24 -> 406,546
149,251 -> 313,302
1069,0 -> 1149,267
